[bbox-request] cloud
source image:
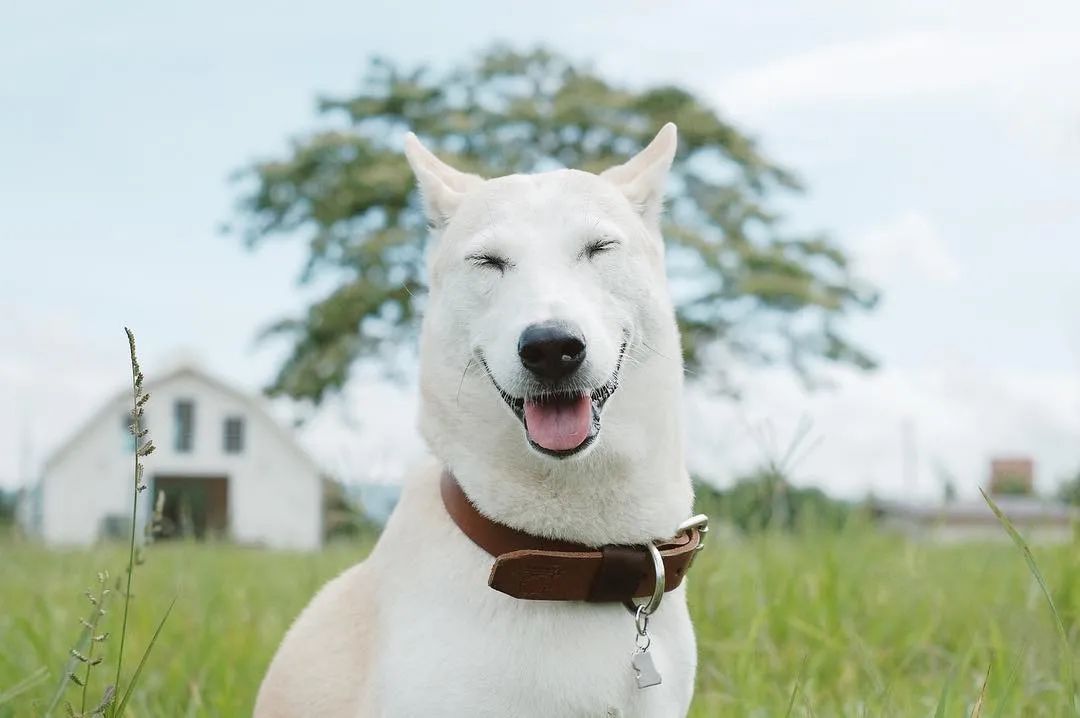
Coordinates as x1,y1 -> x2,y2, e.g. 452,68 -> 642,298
853,211 -> 961,285
717,29 -> 1080,116
0,306 -> 120,488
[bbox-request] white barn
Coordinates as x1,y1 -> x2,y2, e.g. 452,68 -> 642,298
21,365 -> 323,550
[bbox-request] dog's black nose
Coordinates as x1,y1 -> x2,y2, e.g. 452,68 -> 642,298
518,321 -> 586,381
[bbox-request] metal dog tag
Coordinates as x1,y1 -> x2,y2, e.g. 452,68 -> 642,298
630,595 -> 660,691
632,649 -> 662,689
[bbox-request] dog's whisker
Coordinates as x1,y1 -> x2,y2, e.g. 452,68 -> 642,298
456,358 -> 476,404
634,340 -> 696,377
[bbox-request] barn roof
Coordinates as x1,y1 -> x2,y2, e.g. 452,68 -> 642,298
42,363 -> 323,477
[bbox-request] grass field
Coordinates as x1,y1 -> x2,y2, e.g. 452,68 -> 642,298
1,528 -> 1078,716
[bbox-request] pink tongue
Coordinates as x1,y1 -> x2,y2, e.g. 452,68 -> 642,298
524,394 -> 593,451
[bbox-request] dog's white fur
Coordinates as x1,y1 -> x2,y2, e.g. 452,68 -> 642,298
255,124 -> 697,718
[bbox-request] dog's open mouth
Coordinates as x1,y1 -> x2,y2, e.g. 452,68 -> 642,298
512,383 -> 613,457
480,344 -> 625,458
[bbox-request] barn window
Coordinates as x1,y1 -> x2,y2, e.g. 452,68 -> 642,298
223,416 -> 245,454
174,399 -> 195,452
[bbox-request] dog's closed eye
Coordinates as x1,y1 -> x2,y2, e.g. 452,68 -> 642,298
583,239 -> 619,260
468,253 -> 510,273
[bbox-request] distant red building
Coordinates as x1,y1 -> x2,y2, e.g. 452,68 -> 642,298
876,456 -> 1075,543
989,457 -> 1035,496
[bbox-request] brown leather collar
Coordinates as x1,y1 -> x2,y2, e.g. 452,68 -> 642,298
440,470 -> 706,603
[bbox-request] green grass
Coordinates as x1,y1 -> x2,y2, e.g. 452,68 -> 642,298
1,530 -> 1077,716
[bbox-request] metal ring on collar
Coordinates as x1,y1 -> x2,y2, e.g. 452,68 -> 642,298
677,513 -> 710,552
624,541 -> 665,617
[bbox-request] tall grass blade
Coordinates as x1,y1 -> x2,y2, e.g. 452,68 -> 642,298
79,574 -> 110,714
784,655 -> 809,718
44,604 -> 97,715
970,663 -> 990,718
0,666 -> 48,705
112,328 -> 145,713
933,674 -> 951,718
979,488 -> 1078,712
113,596 -> 176,717
990,647 -> 1026,718
784,680 -> 800,718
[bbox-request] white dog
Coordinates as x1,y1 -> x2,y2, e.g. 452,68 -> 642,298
255,123 -> 706,718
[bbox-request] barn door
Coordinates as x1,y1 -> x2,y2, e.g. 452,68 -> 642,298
152,475 -> 229,540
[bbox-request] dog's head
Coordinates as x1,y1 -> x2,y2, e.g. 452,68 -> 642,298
408,125 -> 683,475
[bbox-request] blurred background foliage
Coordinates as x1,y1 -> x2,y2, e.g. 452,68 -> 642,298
0,488 -> 14,535
321,477 -> 381,542
230,46 -> 879,404
694,470 -> 853,535
1059,469 -> 1080,506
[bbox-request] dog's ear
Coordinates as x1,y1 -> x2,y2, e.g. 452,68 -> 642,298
404,133 -> 484,229
601,123 -> 677,222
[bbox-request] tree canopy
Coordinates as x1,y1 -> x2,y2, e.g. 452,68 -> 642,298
230,46 -> 878,403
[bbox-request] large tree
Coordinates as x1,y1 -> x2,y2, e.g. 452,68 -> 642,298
230,47 -> 878,403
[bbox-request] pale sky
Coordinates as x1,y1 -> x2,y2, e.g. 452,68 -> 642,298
3,0 -> 1079,499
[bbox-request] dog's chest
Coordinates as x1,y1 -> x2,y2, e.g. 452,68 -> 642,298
372,547 -> 696,718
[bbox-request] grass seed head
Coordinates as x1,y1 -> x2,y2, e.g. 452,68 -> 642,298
93,684 -> 116,714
